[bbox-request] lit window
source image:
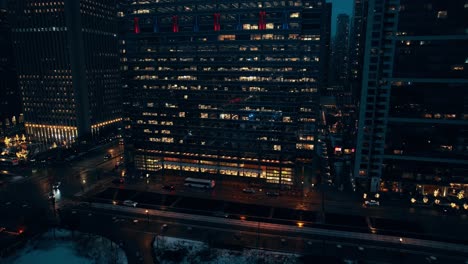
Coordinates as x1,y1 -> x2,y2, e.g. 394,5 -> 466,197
290,12 -> 299,18
437,11 -> 447,19
452,65 -> 464,71
218,35 -> 236,41
440,145 -> 453,151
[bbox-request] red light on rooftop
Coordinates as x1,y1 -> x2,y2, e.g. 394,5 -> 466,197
133,17 -> 140,34
172,16 -> 179,32
213,13 -> 221,31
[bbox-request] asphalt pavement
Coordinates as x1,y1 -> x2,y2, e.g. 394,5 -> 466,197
60,203 -> 468,264
2,142 -> 468,264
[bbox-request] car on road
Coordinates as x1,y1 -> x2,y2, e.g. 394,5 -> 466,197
112,178 -> 124,184
242,188 -> 256,194
162,185 -> 175,191
161,224 -> 168,231
123,200 -> 138,207
104,153 -> 112,160
249,182 -> 263,188
52,181 -> 61,189
364,200 -> 380,207
266,191 -> 280,197
78,202 -> 91,208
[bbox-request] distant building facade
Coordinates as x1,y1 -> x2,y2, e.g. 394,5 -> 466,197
9,0 -> 121,146
320,2 -> 332,88
0,2 -> 20,131
329,14 -> 350,86
349,0 -> 368,100
354,0 -> 468,195
120,0 -> 329,186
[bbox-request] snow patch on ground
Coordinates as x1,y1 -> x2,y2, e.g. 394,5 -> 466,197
6,242 -> 92,264
1,229 -> 128,264
153,236 -> 299,264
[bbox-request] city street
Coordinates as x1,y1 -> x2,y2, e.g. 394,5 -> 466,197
89,170 -> 468,241
60,203 -> 468,264
1,143 -> 468,263
0,142 -> 123,251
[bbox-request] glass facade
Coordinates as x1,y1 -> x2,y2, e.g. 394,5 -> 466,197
0,7 -> 20,127
121,0 -> 328,185
9,0 -> 121,145
355,0 -> 468,193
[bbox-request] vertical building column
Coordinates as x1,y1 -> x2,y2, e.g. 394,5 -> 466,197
282,11 -> 289,30
65,0 -> 91,140
153,16 -> 158,33
193,15 -> 199,32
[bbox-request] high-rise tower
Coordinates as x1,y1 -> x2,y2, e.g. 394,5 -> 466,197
354,0 -> 468,194
349,0 -> 368,100
0,1 -> 20,130
330,14 -> 350,86
120,0 -> 329,186
9,0 -> 121,146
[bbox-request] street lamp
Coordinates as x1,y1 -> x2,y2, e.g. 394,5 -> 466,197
145,210 -> 149,225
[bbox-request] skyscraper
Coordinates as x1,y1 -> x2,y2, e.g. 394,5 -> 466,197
330,13 -> 349,86
320,2 -> 332,88
0,1 -> 20,131
349,0 -> 368,100
354,0 -> 468,195
121,0 -> 328,186
9,0 -> 121,146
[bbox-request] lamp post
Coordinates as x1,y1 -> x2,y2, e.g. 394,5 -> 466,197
145,210 -> 149,225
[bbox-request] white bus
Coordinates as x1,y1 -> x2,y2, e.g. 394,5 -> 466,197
184,177 -> 216,189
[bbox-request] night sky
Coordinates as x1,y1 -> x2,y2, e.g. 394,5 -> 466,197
328,0 -> 354,36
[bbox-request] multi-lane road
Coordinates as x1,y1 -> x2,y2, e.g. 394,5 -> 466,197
0,142 -> 123,251
1,143 -> 468,264
63,202 -> 468,264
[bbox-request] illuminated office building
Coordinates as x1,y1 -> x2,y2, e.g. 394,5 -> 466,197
354,0 -> 468,193
0,4 -> 20,129
9,0 -> 121,145
120,0 -> 329,185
